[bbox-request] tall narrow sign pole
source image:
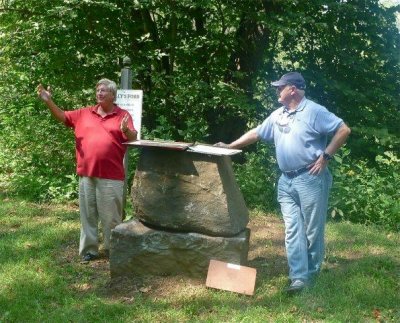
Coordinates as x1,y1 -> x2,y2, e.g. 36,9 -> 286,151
120,57 -> 132,219
120,56 -> 132,90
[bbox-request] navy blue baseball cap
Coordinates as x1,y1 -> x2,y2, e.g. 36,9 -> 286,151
271,72 -> 306,90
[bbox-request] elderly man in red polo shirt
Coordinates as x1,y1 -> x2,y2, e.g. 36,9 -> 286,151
37,79 -> 137,262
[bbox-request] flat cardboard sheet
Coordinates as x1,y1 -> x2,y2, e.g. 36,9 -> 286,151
206,259 -> 257,296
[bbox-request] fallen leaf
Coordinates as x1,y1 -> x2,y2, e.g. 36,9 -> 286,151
121,296 -> 135,304
72,283 -> 91,291
139,286 -> 152,293
373,308 -> 381,320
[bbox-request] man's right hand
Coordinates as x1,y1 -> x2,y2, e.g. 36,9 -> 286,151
36,84 -> 66,123
214,142 -> 230,148
37,84 -> 52,102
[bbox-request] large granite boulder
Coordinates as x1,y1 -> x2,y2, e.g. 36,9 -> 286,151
110,220 -> 250,278
131,148 -> 249,236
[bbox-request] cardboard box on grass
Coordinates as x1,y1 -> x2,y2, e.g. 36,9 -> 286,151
206,259 -> 257,296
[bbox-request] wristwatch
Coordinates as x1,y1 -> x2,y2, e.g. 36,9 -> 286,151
322,152 -> 333,161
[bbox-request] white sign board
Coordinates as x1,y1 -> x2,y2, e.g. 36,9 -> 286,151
116,89 -> 143,140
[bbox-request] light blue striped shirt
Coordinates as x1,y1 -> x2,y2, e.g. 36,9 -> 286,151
256,97 -> 343,172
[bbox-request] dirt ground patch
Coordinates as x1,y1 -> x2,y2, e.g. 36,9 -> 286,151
63,214 -> 287,300
247,214 -> 286,276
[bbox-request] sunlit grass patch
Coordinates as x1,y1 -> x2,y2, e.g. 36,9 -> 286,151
1,196 -> 399,322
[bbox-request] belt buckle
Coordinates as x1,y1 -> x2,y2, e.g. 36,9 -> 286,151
286,170 -> 296,178
285,167 -> 306,178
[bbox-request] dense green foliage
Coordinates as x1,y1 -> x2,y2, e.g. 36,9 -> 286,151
330,149 -> 400,230
0,0 -> 399,229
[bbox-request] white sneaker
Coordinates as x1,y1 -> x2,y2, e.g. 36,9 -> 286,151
285,279 -> 307,293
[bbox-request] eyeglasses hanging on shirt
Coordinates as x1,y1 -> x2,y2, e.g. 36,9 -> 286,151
276,110 -> 297,133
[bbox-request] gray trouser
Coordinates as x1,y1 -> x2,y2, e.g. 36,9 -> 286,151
78,176 -> 124,256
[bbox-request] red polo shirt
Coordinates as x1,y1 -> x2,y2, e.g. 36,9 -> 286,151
64,105 -> 135,180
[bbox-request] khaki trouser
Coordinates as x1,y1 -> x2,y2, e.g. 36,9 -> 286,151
78,176 -> 124,256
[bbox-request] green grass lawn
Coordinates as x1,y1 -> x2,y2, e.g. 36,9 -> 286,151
0,196 -> 399,322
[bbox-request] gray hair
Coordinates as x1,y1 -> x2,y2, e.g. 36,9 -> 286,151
96,78 -> 117,98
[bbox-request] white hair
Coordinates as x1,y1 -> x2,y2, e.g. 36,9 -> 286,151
96,78 -> 117,98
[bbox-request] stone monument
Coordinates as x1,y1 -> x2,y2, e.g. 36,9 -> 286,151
110,142 -> 250,278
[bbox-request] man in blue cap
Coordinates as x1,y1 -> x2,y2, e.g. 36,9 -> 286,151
216,71 -> 351,293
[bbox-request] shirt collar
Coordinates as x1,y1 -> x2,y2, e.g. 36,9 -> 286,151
295,97 -> 307,112
91,104 -> 119,116
283,97 -> 307,114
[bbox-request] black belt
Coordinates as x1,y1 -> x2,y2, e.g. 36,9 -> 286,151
282,166 -> 309,178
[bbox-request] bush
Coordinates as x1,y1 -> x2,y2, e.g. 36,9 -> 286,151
234,144 -> 279,212
330,149 -> 400,231
234,144 -> 399,232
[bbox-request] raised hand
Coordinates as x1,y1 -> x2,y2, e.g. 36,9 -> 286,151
120,114 -> 129,134
37,84 -> 52,102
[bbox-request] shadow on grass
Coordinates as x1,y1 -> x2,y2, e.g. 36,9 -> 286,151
0,215 -> 79,266
2,197 -> 399,321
